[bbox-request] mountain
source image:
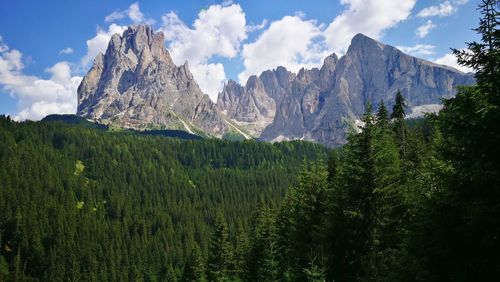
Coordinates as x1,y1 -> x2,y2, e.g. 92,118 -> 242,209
219,34 -> 474,146
77,25 -> 474,147
77,25 -> 229,137
217,66 -> 294,136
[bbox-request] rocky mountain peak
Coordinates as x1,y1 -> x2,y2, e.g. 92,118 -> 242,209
107,25 -> 173,68
77,24 -> 228,136
323,53 -> 338,67
245,75 -> 264,90
348,33 -> 385,54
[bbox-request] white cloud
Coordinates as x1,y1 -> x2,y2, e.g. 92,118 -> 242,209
415,20 -> 436,38
161,4 -> 247,101
59,47 -> 74,55
190,63 -> 227,100
417,1 -> 457,18
246,19 -> 268,32
104,2 -> 155,25
0,42 -> 82,120
433,53 -> 474,73
239,15 -> 327,83
324,0 -> 416,54
397,44 -> 436,56
81,24 -> 127,66
104,11 -> 126,23
162,4 -> 247,64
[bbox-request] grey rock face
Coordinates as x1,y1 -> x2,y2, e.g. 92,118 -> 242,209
217,67 -> 295,136
224,33 -> 474,147
77,25 -> 228,136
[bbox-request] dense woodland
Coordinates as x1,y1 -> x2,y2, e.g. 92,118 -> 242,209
0,116 -> 328,281
1,1 -> 499,281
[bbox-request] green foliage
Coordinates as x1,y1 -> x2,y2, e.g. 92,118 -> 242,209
376,100 -> 389,128
303,258 -> 326,282
181,245 -> 206,282
391,90 -> 409,160
207,213 -> 234,281
74,159 -> 85,176
276,161 -> 328,281
244,200 -> 279,281
0,116 -> 327,281
408,1 -> 500,280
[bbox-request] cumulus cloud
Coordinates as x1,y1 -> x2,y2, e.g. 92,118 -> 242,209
190,63 -> 227,99
397,44 -> 436,56
324,0 -> 416,54
161,4 -> 247,101
0,40 -> 82,120
104,2 -> 155,25
239,15 -> 327,83
81,24 -> 127,66
433,52 -> 474,73
59,47 -> 74,55
415,20 -> 436,38
417,0 -> 468,18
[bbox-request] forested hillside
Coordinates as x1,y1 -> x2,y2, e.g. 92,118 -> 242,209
201,2 -> 497,281
0,117 -> 327,281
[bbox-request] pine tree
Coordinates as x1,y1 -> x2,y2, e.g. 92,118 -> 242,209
272,160 -> 330,281
245,200 -> 279,281
181,244 -> 206,282
327,150 -> 339,185
323,104 -> 377,281
376,100 -> 389,128
391,91 -> 408,158
207,213 -> 234,282
233,223 -> 249,280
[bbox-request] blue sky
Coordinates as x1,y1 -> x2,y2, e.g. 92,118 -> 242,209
0,0 -> 480,120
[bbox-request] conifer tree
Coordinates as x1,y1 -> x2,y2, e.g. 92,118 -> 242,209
376,100 -> 389,128
207,213 -> 234,282
181,244 -> 206,282
391,91 -> 408,158
233,224 -> 249,280
245,200 -> 279,281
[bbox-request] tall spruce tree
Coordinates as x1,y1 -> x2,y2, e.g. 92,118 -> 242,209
323,104 -> 377,281
181,244 -> 206,282
391,91 -> 408,161
245,200 -> 279,281
276,161 -> 328,281
207,213 -> 234,282
376,100 -> 389,128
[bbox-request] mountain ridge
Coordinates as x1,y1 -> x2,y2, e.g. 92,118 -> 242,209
77,26 -> 475,147
220,32 -> 474,146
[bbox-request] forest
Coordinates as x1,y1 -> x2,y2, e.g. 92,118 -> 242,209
1,0 -> 499,281
0,114 -> 329,281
